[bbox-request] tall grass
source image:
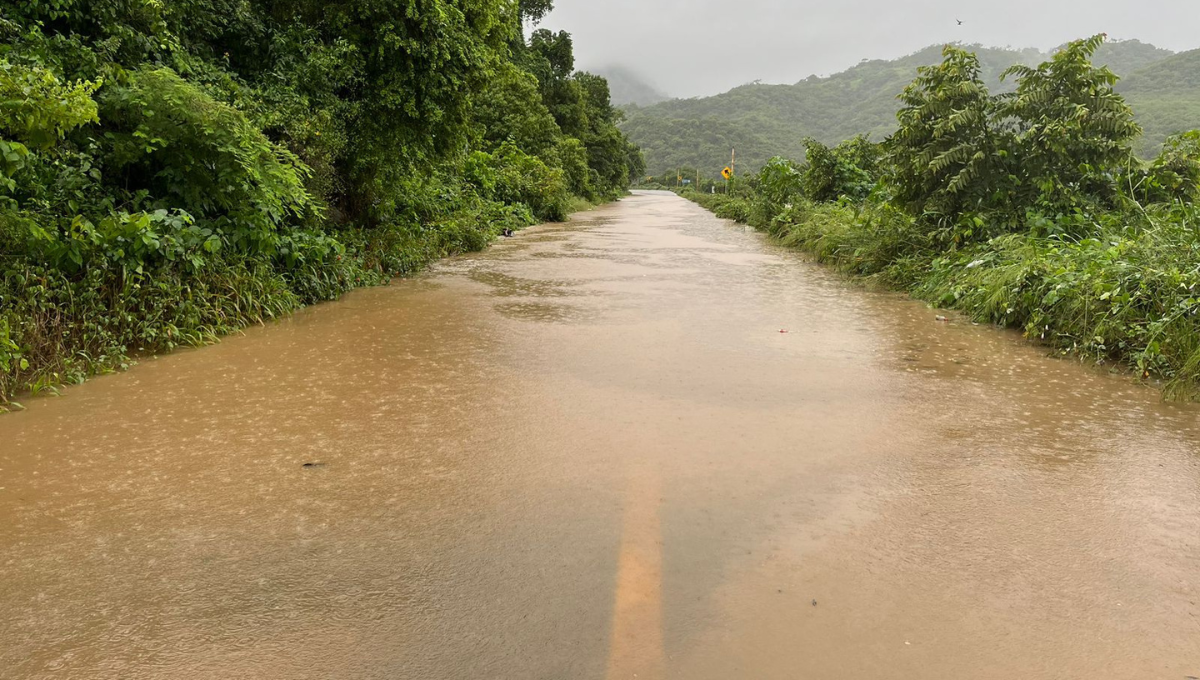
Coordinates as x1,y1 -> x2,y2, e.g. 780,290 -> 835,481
682,188 -> 1200,399
0,197 -> 597,409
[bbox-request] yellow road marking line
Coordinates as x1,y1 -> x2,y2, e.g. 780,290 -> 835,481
606,467 -> 665,679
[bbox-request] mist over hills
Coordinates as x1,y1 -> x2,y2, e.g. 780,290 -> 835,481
622,39 -> 1200,176
592,65 -> 671,107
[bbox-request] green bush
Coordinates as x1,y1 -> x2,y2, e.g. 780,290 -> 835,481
751,156 -> 803,226
101,68 -> 315,250
471,143 -> 570,222
801,136 -> 882,203
712,198 -> 752,223
1131,130 -> 1200,204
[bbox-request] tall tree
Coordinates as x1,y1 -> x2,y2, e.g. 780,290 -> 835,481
890,45 -> 1006,229
1000,34 -> 1141,210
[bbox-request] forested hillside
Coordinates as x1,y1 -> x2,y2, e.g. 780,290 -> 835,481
0,0 -> 642,406
1119,49 -> 1200,158
627,39 -> 1190,174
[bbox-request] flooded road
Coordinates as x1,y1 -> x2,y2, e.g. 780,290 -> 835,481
2,191 -> 1198,679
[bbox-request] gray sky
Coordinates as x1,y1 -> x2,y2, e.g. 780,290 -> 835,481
540,0 -> 1200,98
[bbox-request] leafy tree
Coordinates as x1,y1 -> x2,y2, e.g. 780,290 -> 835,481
519,0 -> 555,26
887,36 -> 1145,241
527,28 -> 574,81
574,72 -> 633,196
2,0 -> 177,75
890,45 -> 1005,227
526,29 -> 587,137
1000,34 -> 1142,211
625,138 -> 646,184
463,142 -> 569,222
550,136 -> 593,197
292,0 -> 513,224
516,30 -> 639,198
473,61 -> 562,157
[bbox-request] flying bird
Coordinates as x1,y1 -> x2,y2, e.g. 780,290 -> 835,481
956,18 -> 964,25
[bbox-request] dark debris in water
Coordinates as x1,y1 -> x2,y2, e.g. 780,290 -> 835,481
302,462 -> 326,468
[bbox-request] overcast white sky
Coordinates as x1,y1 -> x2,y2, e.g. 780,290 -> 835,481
539,0 -> 1200,98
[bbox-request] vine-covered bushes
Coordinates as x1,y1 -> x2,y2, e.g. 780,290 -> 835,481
0,1 -> 643,407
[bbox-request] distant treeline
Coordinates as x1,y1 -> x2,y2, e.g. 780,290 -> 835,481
682,37 -> 1200,399
0,0 -> 643,406
627,39 -> 1200,176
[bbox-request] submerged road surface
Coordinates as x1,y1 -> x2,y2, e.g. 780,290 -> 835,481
1,191 -> 1198,678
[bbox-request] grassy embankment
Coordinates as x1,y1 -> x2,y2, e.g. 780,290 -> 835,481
1,194 -> 609,409
681,188 -> 1200,399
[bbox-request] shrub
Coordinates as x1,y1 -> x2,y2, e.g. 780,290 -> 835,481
802,136 -> 882,203
464,143 -> 570,222
100,68 -> 315,251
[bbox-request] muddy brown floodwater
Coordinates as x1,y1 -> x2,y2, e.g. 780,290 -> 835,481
2,191 -> 1199,679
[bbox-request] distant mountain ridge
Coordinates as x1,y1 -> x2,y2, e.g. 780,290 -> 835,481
623,40 -> 1197,175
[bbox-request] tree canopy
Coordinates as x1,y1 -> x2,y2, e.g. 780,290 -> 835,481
0,0 -> 643,404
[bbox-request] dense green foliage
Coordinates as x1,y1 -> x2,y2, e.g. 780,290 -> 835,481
681,37 -> 1200,399
626,39 -> 1197,175
1118,48 -> 1200,159
0,0 -> 642,407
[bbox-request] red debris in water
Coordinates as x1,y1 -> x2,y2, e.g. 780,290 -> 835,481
779,329 -> 789,334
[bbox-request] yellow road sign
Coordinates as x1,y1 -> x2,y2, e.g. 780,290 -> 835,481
722,167 -> 733,180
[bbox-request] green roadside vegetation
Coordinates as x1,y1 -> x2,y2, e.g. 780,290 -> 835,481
679,36 -> 1200,399
0,0 -> 643,408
